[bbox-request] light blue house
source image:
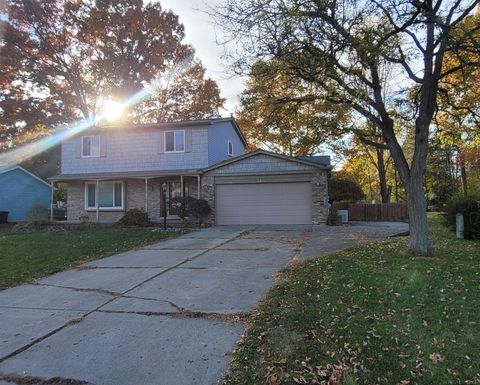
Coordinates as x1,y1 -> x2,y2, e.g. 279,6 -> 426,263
0,165 -> 51,222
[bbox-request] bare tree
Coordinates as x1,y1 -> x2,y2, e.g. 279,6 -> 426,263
213,0 -> 480,255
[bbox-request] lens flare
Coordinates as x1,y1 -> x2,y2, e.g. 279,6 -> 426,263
100,100 -> 124,122
0,56 -> 194,167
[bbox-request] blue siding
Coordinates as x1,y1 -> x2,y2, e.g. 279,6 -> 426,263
207,121 -> 246,166
0,169 -> 51,222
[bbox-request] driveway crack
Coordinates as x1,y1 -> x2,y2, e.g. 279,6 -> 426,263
0,373 -> 92,385
96,308 -> 246,324
32,283 -> 119,297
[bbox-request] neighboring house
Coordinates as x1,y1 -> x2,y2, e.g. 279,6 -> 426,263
0,165 -> 51,222
50,117 -> 331,225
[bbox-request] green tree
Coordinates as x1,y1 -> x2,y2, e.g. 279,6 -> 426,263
328,172 -> 365,203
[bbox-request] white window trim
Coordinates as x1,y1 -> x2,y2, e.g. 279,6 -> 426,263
81,135 -> 101,158
84,181 -> 125,211
164,130 -> 185,153
227,140 -> 234,157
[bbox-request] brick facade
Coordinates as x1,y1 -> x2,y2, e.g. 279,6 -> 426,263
67,177 -> 200,223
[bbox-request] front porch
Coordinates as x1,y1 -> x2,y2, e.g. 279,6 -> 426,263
50,171 -> 202,223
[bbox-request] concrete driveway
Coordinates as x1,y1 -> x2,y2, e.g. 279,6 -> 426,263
0,222 -> 408,385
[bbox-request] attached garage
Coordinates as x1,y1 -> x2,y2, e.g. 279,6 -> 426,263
201,150 -> 331,225
216,182 -> 312,225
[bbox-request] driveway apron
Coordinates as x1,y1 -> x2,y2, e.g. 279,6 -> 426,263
0,222 -> 408,385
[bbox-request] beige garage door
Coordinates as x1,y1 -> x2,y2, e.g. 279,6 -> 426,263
216,182 -> 312,225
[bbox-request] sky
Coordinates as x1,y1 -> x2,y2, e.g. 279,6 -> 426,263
160,0 -> 246,115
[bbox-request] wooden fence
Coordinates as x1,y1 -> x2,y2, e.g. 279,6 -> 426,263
332,203 -> 408,221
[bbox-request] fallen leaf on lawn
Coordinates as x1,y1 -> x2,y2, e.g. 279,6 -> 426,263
429,353 -> 445,364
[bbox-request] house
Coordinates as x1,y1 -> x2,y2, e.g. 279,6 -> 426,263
50,118 -> 331,225
0,165 -> 51,222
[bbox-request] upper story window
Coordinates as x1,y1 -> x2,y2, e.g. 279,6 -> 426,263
228,140 -> 233,157
165,130 -> 185,153
82,136 -> 100,157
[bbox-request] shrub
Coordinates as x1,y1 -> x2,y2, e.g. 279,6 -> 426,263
329,175 -> 365,203
169,197 -> 211,225
11,220 -> 55,233
170,196 -> 198,219
26,204 -> 49,221
444,195 -> 480,240
326,210 -> 341,226
117,209 -> 150,227
190,199 -> 212,225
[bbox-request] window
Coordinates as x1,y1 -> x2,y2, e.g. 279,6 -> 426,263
85,181 -> 123,210
228,140 -> 233,157
165,130 -> 185,152
82,136 -> 100,157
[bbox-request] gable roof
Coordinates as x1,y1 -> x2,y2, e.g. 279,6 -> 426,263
297,155 -> 331,166
0,165 -> 51,187
202,149 -> 332,173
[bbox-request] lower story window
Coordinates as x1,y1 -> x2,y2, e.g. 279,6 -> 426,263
85,181 -> 124,210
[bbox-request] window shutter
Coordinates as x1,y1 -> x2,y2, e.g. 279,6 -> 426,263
158,131 -> 165,154
100,136 -> 107,157
75,137 -> 82,158
185,130 -> 192,153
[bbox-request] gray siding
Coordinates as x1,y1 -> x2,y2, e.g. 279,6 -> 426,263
61,127 -> 209,174
208,121 -> 246,166
0,169 -> 51,221
206,154 -> 317,175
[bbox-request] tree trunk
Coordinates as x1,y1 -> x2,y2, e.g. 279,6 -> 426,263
376,148 -> 390,203
381,119 -> 431,256
459,150 -> 468,196
461,165 -> 468,196
405,173 -> 431,255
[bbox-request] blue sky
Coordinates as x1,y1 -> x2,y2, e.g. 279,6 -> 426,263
160,0 -> 246,115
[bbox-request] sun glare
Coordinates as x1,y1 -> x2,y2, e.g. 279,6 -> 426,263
101,100 -> 124,122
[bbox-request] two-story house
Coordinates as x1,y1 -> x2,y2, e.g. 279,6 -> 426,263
50,117 -> 331,225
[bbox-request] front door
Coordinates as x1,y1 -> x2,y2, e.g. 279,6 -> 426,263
167,181 -> 181,216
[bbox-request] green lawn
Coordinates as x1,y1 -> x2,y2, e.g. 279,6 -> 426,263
0,226 -> 185,290
224,215 -> 480,385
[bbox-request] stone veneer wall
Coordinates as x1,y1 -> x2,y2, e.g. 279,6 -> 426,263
67,179 -> 161,222
311,170 -> 329,224
200,175 -> 215,226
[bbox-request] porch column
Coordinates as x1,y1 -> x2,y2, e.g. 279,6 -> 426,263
95,180 -> 99,223
197,175 -> 201,199
181,175 -> 184,198
50,181 -> 54,221
144,178 -> 148,213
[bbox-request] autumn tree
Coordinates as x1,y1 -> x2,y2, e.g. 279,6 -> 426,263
436,10 -> 480,195
0,0 -> 224,153
237,60 -> 350,156
339,138 -> 399,203
214,0 -> 480,255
